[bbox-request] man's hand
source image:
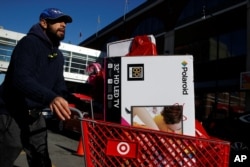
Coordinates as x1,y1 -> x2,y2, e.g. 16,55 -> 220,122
49,96 -> 71,120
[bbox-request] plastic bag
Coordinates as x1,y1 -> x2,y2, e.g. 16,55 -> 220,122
126,35 -> 157,56
86,62 -> 104,103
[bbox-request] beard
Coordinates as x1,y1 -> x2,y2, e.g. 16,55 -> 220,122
46,25 -> 65,44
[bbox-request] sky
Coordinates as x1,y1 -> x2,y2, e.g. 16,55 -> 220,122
0,0 -> 145,45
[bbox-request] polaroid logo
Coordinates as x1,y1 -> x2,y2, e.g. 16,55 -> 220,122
182,61 -> 188,95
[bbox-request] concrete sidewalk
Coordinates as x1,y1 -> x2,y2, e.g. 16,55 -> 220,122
14,130 -> 85,167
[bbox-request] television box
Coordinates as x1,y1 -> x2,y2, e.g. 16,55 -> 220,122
104,55 -> 195,136
107,35 -> 156,57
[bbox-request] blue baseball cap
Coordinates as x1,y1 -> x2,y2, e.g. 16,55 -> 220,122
39,8 -> 72,23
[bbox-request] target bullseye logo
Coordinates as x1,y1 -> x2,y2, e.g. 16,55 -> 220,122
106,139 -> 137,158
117,142 -> 130,155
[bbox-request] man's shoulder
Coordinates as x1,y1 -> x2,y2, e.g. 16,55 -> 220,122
17,34 -> 38,44
16,34 -> 44,49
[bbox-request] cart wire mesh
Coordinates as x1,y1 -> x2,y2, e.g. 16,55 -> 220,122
80,118 -> 230,167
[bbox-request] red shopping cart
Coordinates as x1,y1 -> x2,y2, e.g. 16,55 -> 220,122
79,118 -> 230,167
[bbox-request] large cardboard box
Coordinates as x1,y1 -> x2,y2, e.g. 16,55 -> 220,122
104,55 -> 195,136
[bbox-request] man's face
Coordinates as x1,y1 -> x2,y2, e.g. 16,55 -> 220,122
46,18 -> 67,41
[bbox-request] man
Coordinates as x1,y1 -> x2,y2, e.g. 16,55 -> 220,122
0,8 -> 75,167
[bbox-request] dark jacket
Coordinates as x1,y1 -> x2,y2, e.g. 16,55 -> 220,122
0,23 -> 68,114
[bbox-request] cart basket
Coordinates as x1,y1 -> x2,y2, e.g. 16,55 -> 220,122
80,118 -> 230,167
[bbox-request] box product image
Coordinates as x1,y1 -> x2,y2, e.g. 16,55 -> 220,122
104,55 -> 195,136
131,105 -> 184,134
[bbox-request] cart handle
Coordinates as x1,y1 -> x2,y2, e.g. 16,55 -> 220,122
43,107 -> 88,119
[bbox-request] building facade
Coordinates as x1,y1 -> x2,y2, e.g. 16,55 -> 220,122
0,28 -> 102,91
80,0 -> 249,121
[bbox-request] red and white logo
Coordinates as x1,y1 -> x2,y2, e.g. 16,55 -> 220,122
106,139 -> 138,158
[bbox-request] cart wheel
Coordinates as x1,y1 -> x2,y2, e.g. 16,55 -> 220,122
58,120 -> 64,132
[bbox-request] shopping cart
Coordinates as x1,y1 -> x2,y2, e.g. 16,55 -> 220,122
79,117 -> 230,167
